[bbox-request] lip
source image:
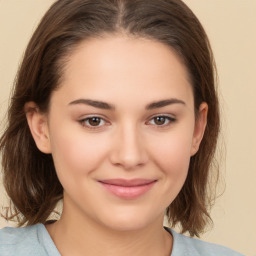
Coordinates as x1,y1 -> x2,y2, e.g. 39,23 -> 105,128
98,179 -> 157,199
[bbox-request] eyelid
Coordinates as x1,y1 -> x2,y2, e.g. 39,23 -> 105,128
146,114 -> 176,127
79,115 -> 110,130
78,114 -> 176,130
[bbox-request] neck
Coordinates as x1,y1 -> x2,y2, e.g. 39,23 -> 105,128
46,199 -> 172,256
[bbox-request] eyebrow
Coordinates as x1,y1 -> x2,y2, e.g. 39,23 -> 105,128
146,98 -> 186,109
69,99 -> 115,110
68,98 -> 185,110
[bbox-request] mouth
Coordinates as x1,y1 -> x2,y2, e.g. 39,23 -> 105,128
98,179 -> 157,199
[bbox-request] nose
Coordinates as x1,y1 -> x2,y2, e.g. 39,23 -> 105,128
109,123 -> 149,170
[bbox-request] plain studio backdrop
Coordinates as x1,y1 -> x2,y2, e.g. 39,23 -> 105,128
0,1 -> 255,255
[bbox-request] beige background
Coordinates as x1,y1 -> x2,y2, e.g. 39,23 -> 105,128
0,0 -> 255,255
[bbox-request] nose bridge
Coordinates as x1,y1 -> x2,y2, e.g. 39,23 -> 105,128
110,121 -> 148,169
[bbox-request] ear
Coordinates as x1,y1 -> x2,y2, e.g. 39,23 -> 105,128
190,102 -> 208,156
25,102 -> 51,154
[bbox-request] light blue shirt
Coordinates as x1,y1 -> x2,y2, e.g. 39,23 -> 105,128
0,224 -> 244,255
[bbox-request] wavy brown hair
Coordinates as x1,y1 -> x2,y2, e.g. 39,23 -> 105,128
0,0 -> 219,237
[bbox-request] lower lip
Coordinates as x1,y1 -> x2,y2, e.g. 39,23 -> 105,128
99,181 -> 156,199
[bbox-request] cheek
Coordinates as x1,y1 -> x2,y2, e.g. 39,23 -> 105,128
150,128 -> 194,183
49,127 -> 108,177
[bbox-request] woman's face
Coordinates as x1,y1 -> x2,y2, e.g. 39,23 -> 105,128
30,35 -> 207,231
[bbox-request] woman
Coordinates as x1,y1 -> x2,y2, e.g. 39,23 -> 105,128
0,0 -> 243,255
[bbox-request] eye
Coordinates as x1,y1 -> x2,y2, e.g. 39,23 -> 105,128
79,116 -> 107,128
147,115 -> 176,126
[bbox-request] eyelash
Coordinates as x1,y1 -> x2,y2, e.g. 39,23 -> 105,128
79,115 -> 176,130
147,115 -> 176,127
79,116 -> 108,130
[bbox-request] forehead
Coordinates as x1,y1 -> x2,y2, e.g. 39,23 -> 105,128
52,35 -> 194,108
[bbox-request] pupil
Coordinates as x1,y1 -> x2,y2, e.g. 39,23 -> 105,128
89,117 -> 101,126
154,117 -> 165,125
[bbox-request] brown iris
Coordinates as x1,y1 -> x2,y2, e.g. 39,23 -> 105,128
88,117 -> 101,126
153,116 -> 167,125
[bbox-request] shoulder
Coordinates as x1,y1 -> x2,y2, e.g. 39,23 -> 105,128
0,224 -> 48,256
166,228 -> 245,256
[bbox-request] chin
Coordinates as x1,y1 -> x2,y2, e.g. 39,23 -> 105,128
98,206 -> 162,232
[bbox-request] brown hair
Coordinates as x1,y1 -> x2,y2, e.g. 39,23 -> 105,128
0,0 -> 219,237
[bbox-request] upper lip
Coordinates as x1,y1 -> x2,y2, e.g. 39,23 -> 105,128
99,179 -> 157,187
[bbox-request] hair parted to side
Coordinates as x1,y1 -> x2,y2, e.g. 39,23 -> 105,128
0,0 -> 219,237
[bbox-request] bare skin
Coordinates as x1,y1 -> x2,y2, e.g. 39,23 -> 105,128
46,206 -> 173,256
26,35 -> 207,256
